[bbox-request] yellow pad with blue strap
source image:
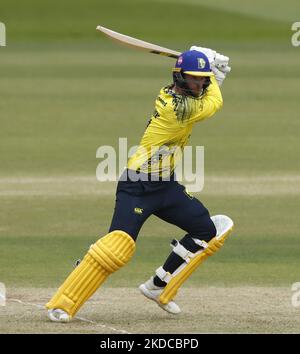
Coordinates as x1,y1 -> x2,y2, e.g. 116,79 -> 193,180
159,215 -> 234,305
46,230 -> 135,317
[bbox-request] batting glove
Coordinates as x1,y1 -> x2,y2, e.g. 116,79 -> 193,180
190,46 -> 231,86
190,46 -> 216,65
211,65 -> 227,86
215,53 -> 231,73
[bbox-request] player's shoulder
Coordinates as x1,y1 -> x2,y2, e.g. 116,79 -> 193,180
157,85 -> 178,107
158,85 -> 173,99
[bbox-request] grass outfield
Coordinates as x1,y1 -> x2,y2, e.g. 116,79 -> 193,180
0,46 -> 299,289
0,177 -> 299,289
0,0 -> 300,333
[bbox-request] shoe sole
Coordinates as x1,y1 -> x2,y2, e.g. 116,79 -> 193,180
47,310 -> 71,323
139,284 -> 180,315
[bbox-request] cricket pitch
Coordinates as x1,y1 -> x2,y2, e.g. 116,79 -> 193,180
1,286 -> 299,334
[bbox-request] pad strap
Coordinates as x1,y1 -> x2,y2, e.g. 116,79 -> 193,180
155,266 -> 172,284
171,239 -> 194,263
159,216 -> 234,305
171,238 -> 208,263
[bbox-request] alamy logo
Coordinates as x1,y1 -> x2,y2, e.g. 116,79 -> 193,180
96,138 -> 205,192
291,22 -> 300,47
291,282 -> 300,307
0,22 -> 6,46
0,282 -> 6,306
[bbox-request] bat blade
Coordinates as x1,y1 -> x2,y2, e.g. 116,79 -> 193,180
96,25 -> 181,59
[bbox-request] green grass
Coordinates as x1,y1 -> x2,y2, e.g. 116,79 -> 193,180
0,46 -> 299,175
0,193 -> 299,288
0,0 -> 299,291
0,0 -> 292,44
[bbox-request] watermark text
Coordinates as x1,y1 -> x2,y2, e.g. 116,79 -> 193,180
0,282 -> 6,306
291,22 -> 300,47
291,282 -> 300,307
0,22 -> 6,47
96,138 -> 204,192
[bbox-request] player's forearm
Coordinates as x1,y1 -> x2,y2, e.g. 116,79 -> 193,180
189,76 -> 223,123
205,75 -> 223,112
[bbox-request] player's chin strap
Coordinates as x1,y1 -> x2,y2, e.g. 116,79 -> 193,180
157,215 -> 234,305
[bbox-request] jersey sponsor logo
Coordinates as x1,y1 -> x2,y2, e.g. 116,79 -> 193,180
141,145 -> 180,176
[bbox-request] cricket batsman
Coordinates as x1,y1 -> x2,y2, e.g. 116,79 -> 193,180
46,47 -> 234,322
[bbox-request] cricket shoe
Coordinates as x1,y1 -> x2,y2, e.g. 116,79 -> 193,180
47,308 -> 71,323
139,277 -> 181,314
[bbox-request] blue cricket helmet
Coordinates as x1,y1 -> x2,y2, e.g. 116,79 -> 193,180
174,50 -> 213,77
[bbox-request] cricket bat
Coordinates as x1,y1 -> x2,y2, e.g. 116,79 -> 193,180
96,25 -> 181,59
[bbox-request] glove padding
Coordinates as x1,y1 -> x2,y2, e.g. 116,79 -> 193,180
190,46 -> 231,86
211,65 -> 227,86
215,53 -> 231,73
190,45 -> 216,65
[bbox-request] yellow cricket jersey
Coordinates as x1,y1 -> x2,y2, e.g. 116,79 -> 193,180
127,76 -> 223,178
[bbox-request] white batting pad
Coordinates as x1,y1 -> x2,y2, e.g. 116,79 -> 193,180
211,215 -> 234,239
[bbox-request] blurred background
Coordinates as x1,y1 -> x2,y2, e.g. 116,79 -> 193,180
0,0 -> 299,294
